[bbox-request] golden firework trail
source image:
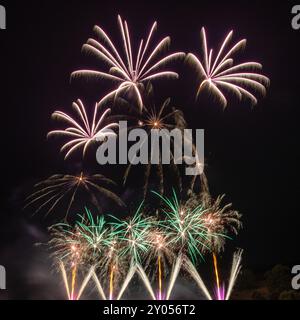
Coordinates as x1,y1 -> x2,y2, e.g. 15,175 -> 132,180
158,255 -> 163,300
109,265 -> 116,300
70,264 -> 77,300
213,253 -> 221,300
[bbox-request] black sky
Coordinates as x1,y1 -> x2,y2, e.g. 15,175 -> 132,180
0,0 -> 299,298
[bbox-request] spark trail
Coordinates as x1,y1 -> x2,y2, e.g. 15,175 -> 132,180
213,253 -> 221,300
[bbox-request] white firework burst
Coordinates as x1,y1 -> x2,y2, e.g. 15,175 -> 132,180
187,27 -> 269,107
48,99 -> 118,159
71,15 -> 185,111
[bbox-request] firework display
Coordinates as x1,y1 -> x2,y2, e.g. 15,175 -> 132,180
25,15 -> 269,300
48,194 -> 242,300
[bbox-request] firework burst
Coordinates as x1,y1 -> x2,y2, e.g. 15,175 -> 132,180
109,202 -> 152,264
153,190 -> 213,263
71,15 -> 185,110
48,222 -> 84,300
48,222 -> 83,267
48,99 -> 118,160
187,27 -> 269,107
75,209 -> 111,265
106,203 -> 153,299
185,192 -> 242,300
145,223 -> 174,300
186,193 -> 242,253
74,212 -> 122,300
25,173 -> 124,217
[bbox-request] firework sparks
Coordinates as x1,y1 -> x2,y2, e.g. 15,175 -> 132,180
75,210 -> 132,300
92,271 -> 107,300
70,263 -> 77,300
109,264 -> 116,300
187,27 -> 269,108
186,193 -> 242,253
48,99 -> 118,160
183,256 -> 213,300
48,198 -> 242,300
136,263 -> 156,300
102,236 -> 127,299
145,224 -> 174,300
49,222 -> 83,268
116,264 -> 137,300
76,266 -> 97,300
25,173 -> 124,217
166,254 -> 183,300
54,225 -> 85,300
213,253 -> 221,300
210,250 -> 243,300
109,202 -> 152,264
158,255 -> 163,300
75,209 -> 112,266
183,250 -> 243,301
59,261 -> 95,301
59,261 -> 71,300
225,249 -> 243,300
31,10 -> 253,300
71,15 -> 185,110
216,284 -> 225,301
153,190 -> 212,263
50,213 -> 109,300
100,261 -> 157,301
123,93 -> 186,198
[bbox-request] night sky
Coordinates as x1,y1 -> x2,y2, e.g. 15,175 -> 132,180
0,0 -> 299,298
